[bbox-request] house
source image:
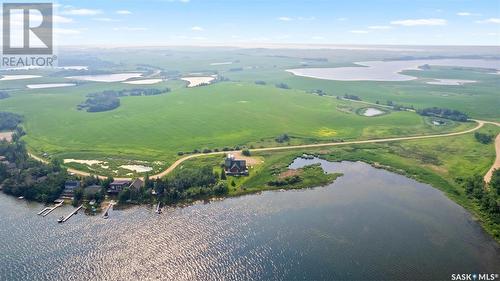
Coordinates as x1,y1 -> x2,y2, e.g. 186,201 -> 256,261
129,178 -> 144,191
64,180 -> 81,190
224,154 -> 248,176
108,180 -> 131,194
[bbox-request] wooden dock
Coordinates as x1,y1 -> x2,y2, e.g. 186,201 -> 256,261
103,201 -> 115,218
37,200 -> 64,217
60,205 -> 83,223
155,202 -> 162,214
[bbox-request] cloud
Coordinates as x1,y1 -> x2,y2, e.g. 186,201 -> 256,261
350,30 -> 369,34
311,36 -> 325,40
277,17 -> 292,21
368,25 -> 391,30
116,10 -> 132,15
62,9 -> 102,16
191,26 -> 204,31
92,18 -> 119,22
457,12 -> 480,16
391,18 -> 447,26
337,17 -> 348,21
113,27 -> 148,31
54,28 -> 81,35
476,18 -> 500,24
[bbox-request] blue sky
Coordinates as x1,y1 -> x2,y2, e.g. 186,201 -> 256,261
3,0 -> 500,46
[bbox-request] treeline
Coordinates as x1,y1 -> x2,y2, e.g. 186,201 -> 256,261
117,165 -> 228,205
343,94 -> 361,101
0,112 -> 23,131
474,132 -> 494,144
463,171 -> 500,230
417,107 -> 469,122
78,88 -> 170,112
0,131 -> 69,203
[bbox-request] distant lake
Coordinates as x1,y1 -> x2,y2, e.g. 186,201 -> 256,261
65,73 -> 143,82
287,59 -> 500,81
1,160 -> 499,280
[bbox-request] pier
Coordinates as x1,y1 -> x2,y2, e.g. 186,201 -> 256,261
103,201 -> 115,218
59,205 -> 83,223
156,202 -> 162,214
37,199 -> 64,217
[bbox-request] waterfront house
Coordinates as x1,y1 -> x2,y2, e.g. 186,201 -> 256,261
224,154 -> 248,176
129,178 -> 144,191
108,180 -> 131,194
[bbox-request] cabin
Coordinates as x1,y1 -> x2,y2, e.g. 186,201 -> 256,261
108,180 -> 131,194
64,180 -> 81,190
129,178 -> 144,191
224,154 -> 248,176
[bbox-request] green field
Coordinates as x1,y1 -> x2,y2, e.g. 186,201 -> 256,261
0,47 -> 498,177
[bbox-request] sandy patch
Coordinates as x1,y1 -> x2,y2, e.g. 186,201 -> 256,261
210,62 -> 233,66
66,73 -> 143,83
64,159 -> 106,166
181,76 -> 215,87
27,83 -> 76,89
123,79 -> 164,85
0,132 -> 13,142
279,169 -> 303,179
232,151 -> 263,166
120,165 -> 153,173
485,134 -> 500,183
426,79 -> 477,86
362,108 -> 385,117
0,75 -> 41,81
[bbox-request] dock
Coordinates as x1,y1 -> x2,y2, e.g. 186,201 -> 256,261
37,199 -> 64,217
103,201 -> 115,218
155,202 -> 162,214
60,205 -> 83,223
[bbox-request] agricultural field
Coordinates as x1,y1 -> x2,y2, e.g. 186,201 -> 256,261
0,47 -> 498,177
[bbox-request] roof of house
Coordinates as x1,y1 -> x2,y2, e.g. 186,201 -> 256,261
110,180 -> 131,185
129,178 -> 144,189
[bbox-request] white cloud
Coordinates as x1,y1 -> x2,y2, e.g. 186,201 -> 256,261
278,17 -> 292,21
368,25 -> 391,30
113,27 -> 148,31
54,28 -> 81,35
457,12 -> 481,16
92,18 -> 119,22
476,18 -> 500,24
191,26 -> 204,31
116,10 -> 132,15
297,16 -> 316,21
337,17 -> 348,21
62,9 -> 102,16
391,18 -> 447,26
350,30 -> 369,34
311,36 -> 325,40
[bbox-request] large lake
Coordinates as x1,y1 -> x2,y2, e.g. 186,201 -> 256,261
1,160 -> 499,280
287,59 -> 500,81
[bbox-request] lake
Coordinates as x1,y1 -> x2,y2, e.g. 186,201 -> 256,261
0,160 -> 498,280
65,73 -> 143,83
287,59 -> 500,81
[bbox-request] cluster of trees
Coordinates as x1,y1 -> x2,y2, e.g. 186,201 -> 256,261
417,107 -> 469,122
255,80 -> 267,85
275,134 -> 290,143
386,101 -> 414,111
0,112 -> 22,131
309,89 -> 326,96
275,83 -> 290,89
343,94 -> 361,101
463,171 -> 500,221
0,91 -> 9,99
177,146 -> 247,156
72,176 -> 111,206
78,88 -> 171,112
79,94 -> 120,112
474,132 -> 494,144
0,136 -> 69,203
117,166 -> 228,205
268,175 -> 302,187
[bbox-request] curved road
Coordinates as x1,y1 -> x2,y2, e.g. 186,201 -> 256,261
28,119 -> 499,181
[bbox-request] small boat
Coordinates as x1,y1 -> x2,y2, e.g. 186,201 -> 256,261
17,196 -> 24,200
103,212 -> 109,219
57,216 -> 64,223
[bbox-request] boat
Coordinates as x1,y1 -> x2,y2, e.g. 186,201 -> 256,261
103,212 -> 109,219
17,196 -> 24,200
57,216 -> 64,223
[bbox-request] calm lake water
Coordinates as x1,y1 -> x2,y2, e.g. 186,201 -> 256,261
1,160 -> 499,280
287,59 -> 500,81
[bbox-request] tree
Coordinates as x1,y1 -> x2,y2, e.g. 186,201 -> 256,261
491,169 -> 500,195
242,149 -> 251,156
220,169 -> 227,180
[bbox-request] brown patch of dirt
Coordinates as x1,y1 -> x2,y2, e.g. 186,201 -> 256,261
232,151 -> 263,166
278,169 -> 302,179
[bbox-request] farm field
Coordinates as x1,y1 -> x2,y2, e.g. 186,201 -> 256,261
0,47 -> 498,177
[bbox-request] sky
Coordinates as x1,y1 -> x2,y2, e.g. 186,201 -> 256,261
1,0 -> 499,46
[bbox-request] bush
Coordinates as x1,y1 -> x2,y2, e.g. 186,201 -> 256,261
474,132 -> 494,144
242,149 -> 251,156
